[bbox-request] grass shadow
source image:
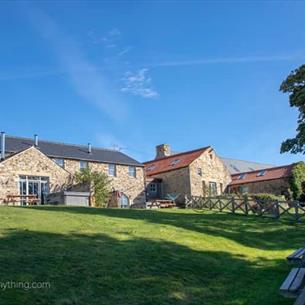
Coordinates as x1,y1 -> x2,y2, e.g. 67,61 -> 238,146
0,228 -> 290,305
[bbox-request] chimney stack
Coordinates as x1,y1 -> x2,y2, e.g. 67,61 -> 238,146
34,134 -> 39,147
88,143 -> 92,154
1,132 -> 5,160
155,144 -> 171,159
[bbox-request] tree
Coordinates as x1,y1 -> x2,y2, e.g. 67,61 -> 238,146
289,161 -> 305,201
280,64 -> 305,154
74,168 -> 111,207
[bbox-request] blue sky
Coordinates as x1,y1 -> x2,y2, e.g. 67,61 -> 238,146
1,1 -> 305,164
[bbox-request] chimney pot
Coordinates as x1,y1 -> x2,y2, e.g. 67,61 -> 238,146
155,144 -> 171,159
88,143 -> 92,154
34,134 -> 39,147
1,132 -> 5,160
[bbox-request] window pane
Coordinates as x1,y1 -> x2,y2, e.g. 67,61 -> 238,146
209,182 -> 217,196
108,164 -> 116,176
128,166 -> 136,178
54,158 -> 65,168
120,194 -> 129,208
80,161 -> 88,170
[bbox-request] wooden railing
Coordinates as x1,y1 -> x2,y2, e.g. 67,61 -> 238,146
185,195 -> 305,222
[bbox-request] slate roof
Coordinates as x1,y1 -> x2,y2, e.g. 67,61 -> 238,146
144,147 -> 211,176
1,135 -> 143,167
229,164 -> 293,186
221,157 -> 274,174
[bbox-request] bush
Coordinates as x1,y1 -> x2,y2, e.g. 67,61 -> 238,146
289,162 -> 305,200
249,193 -> 284,205
74,168 -> 111,207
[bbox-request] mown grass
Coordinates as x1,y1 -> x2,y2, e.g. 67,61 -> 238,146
0,206 -> 304,305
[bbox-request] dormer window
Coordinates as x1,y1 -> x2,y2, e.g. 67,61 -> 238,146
170,159 -> 180,166
257,170 -> 266,177
147,165 -> 156,171
238,173 -> 246,180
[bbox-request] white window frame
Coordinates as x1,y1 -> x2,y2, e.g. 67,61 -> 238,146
128,166 -> 136,178
53,158 -> 65,168
80,160 -> 88,170
108,164 -> 116,176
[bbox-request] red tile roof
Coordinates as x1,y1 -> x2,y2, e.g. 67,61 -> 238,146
144,147 -> 211,176
229,164 -> 294,186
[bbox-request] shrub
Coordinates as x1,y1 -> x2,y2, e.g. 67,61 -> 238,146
74,168 -> 111,207
249,193 -> 283,205
289,162 -> 305,200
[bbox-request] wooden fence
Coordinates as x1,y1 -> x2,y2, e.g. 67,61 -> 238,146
185,195 -> 305,222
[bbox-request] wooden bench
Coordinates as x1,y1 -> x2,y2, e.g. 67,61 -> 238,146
288,249 -> 305,266
280,268 -> 305,298
5,195 -> 40,206
147,199 -> 176,209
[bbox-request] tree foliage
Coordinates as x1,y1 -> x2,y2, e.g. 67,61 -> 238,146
289,161 -> 305,201
74,168 -> 111,207
280,64 -> 305,154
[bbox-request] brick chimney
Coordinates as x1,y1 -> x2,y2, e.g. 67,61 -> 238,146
155,144 -> 171,159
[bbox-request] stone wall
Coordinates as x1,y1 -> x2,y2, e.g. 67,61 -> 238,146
150,167 -> 191,204
64,159 -> 146,206
228,178 -> 290,196
0,147 -> 71,201
189,149 -> 232,197
0,147 -> 146,206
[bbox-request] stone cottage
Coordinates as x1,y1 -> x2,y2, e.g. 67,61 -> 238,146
227,164 -> 294,197
144,144 -> 232,204
0,133 -> 146,207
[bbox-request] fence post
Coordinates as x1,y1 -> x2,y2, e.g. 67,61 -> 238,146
244,195 -> 248,215
295,201 -> 299,222
274,201 -> 280,219
232,197 -> 236,214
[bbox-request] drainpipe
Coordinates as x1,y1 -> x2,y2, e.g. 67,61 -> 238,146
1,132 -> 5,160
34,134 -> 39,147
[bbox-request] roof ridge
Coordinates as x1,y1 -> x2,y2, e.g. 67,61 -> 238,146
144,146 -> 211,164
5,135 -> 121,153
231,164 -> 293,176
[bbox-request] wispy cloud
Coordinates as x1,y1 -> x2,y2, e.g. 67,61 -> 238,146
95,132 -> 125,151
27,9 -> 126,120
117,46 -> 132,57
88,28 -> 121,48
149,54 -> 304,67
121,68 -> 159,98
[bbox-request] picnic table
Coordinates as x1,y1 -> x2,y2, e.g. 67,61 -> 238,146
280,248 -> 305,305
4,195 -> 40,206
147,199 -> 176,209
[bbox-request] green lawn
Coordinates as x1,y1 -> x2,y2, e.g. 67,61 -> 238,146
0,206 -> 304,305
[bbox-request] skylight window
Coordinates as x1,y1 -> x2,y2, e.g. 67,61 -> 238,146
238,173 -> 246,180
147,165 -> 156,171
257,170 -> 266,177
170,159 -> 180,166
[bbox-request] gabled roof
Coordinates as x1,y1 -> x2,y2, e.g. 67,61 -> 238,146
1,135 -> 143,167
144,147 -> 211,176
229,164 -> 293,186
221,157 -> 274,175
